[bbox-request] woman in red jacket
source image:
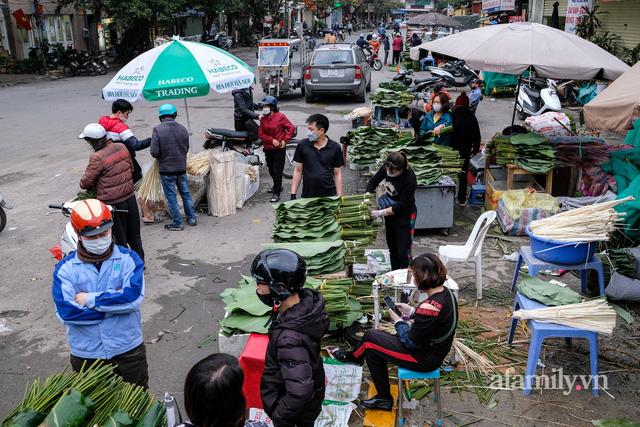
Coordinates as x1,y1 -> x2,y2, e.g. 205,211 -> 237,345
258,96 -> 296,202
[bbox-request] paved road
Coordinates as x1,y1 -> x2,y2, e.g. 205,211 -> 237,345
0,38 -> 517,417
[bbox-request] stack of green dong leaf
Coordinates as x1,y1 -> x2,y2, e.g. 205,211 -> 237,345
370,88 -> 415,107
344,127 -> 405,166
219,275 -> 321,336
488,133 -> 517,165
511,133 -> 556,173
339,194 -> 378,264
319,278 -> 363,331
273,197 -> 341,242
262,240 -> 346,275
2,361 -> 165,427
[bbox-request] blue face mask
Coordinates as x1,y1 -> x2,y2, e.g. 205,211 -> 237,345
307,131 -> 318,142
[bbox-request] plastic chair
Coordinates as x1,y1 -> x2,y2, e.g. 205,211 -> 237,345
438,210 -> 497,300
397,367 -> 442,426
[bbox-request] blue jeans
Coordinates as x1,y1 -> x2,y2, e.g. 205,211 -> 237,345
160,174 -> 196,226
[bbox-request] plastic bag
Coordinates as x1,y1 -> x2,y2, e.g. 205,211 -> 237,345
314,401 -> 356,427
524,112 -> 571,137
322,358 -> 363,402
500,190 -> 559,220
41,389 -> 94,427
606,272 -> 640,302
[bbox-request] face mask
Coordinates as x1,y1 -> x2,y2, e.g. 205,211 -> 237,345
256,290 -> 275,307
82,235 -> 112,255
119,114 -> 129,123
307,131 -> 318,142
262,107 -> 271,115
432,104 -> 442,112
387,169 -> 401,178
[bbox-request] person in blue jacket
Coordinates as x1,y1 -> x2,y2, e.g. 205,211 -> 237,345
419,92 -> 453,146
52,199 -> 148,387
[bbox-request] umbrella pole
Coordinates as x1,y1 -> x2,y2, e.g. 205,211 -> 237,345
183,98 -> 192,135
511,75 -> 522,127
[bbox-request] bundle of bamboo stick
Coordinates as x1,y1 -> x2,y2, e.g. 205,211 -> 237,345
528,196 -> 633,242
187,151 -> 210,176
513,298 -> 616,335
136,160 -> 165,203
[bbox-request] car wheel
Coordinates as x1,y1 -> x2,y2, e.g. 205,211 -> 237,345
305,91 -> 314,103
355,90 -> 366,103
301,84 -> 305,96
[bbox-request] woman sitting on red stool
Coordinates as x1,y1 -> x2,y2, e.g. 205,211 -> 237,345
330,253 -> 458,411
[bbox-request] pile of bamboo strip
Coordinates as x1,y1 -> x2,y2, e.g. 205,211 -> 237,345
187,151 -> 210,176
136,160 -> 165,203
528,196 -> 633,242
513,298 -> 616,335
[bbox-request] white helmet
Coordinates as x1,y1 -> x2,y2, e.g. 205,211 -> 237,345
372,34 -> 379,40
79,123 -> 107,140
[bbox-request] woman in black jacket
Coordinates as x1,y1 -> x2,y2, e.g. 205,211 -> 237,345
451,92 -> 481,205
366,151 -> 417,270
331,253 -> 458,411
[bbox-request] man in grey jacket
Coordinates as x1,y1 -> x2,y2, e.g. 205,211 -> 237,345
150,104 -> 197,231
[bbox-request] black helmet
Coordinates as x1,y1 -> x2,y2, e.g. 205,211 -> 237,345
251,249 -> 307,305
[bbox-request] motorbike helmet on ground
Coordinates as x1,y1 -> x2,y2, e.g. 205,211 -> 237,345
70,199 -> 113,237
260,96 -> 278,107
251,249 -> 307,310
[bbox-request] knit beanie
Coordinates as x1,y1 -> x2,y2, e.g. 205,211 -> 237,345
455,92 -> 470,109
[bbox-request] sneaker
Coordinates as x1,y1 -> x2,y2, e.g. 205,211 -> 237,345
267,187 -> 283,194
187,218 -> 198,226
360,395 -> 394,411
328,347 -> 363,365
165,224 -> 184,231
270,194 -> 280,203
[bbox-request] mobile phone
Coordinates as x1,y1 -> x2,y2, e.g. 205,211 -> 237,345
384,296 -> 401,316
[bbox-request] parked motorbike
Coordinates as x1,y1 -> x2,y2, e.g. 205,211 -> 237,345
63,50 -> 106,77
516,77 -> 562,120
337,29 -> 345,41
426,62 -> 479,88
0,193 -> 12,233
362,46 -> 383,71
406,77 -> 445,103
205,32 -> 235,51
551,79 -> 579,107
393,68 -> 414,86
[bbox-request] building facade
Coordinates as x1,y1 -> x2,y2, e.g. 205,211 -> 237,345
405,0 -> 435,14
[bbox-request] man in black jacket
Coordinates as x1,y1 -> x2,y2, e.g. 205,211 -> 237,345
451,93 -> 481,205
251,249 -> 329,427
150,104 -> 197,231
232,87 -> 259,133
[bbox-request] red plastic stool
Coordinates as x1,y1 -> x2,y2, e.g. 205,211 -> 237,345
238,333 -> 270,409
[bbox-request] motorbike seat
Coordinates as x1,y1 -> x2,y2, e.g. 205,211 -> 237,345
522,85 -> 540,98
413,77 -> 440,84
207,128 -> 249,139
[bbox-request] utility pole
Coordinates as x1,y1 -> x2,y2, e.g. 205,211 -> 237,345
285,0 -> 290,37
33,0 -> 46,65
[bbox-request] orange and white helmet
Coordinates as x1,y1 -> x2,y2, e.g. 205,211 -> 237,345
70,199 -> 113,237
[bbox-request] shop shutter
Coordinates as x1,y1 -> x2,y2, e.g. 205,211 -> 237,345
598,0 -> 640,49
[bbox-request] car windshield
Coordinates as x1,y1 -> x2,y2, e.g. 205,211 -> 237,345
258,46 -> 290,66
313,50 -> 353,65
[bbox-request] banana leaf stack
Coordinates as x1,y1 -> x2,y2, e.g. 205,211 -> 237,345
262,240 -> 346,275
319,278 -> 363,331
491,133 -> 518,165
339,194 -> 379,264
380,142 -> 463,186
343,127 -> 402,166
370,88 -> 415,108
511,133 -> 556,173
272,197 -> 341,242
378,81 -> 408,91
2,361 -> 165,427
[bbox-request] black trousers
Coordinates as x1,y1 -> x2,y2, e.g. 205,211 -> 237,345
385,214 -> 413,271
234,117 -> 247,131
112,195 -> 144,261
392,50 -> 401,65
457,157 -> 470,203
265,149 -> 286,194
351,330 -> 440,397
70,343 -> 149,388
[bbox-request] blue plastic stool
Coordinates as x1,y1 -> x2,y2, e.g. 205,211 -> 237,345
397,367 -> 443,426
511,246 -> 606,296
508,292 -> 601,396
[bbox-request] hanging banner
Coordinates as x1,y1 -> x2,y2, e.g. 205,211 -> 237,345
564,0 -> 593,34
482,0 -> 515,13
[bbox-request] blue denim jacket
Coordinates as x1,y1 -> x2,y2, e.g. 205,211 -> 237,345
419,111 -> 453,146
52,245 -> 145,359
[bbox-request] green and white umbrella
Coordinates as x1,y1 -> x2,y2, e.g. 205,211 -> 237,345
102,37 -> 254,102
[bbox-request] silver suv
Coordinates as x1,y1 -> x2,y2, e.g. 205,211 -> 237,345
303,43 -> 372,103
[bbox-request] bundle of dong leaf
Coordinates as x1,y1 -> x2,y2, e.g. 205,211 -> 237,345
319,278 -> 363,331
343,126 -> 405,166
273,197 -> 341,242
339,194 -> 379,264
219,275 -> 321,336
2,361 -> 165,427
378,81 -> 408,92
262,240 -> 346,275
511,132 -> 556,173
370,88 -> 415,108
489,133 -> 518,165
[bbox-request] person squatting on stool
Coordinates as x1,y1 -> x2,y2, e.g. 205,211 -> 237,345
330,253 -> 458,410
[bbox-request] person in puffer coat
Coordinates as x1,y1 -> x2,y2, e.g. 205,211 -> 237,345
79,123 -> 144,260
251,249 -> 329,427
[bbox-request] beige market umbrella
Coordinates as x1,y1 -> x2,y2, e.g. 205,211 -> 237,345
406,12 -> 465,29
410,22 -> 629,80
584,61 -> 640,132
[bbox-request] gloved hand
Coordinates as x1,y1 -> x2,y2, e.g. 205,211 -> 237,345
290,194 -> 297,201
371,209 -> 386,219
395,303 -> 415,317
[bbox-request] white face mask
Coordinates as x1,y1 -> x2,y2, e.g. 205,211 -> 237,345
307,131 -> 318,142
262,107 -> 271,115
432,103 -> 442,112
82,235 -> 112,255
386,168 -> 401,178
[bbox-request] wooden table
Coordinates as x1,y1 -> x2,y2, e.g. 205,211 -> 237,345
505,163 -> 554,194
